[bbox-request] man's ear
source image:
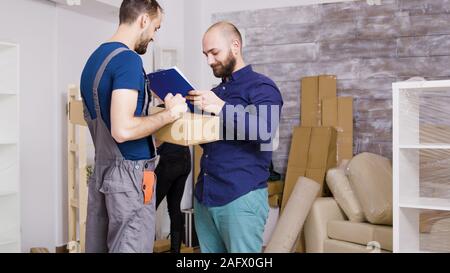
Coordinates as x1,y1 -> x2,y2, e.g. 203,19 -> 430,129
232,39 -> 240,55
140,14 -> 149,29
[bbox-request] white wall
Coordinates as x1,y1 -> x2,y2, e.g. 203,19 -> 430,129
0,0 -> 58,252
155,0 -> 185,70
55,7 -> 119,249
0,0 -> 128,251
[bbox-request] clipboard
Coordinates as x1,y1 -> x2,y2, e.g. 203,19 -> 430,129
147,66 -> 195,112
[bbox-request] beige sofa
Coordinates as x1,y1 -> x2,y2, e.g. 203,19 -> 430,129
304,197 -> 393,253
304,152 -> 394,253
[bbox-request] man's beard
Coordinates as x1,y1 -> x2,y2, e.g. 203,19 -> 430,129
135,34 -> 152,55
211,50 -> 236,78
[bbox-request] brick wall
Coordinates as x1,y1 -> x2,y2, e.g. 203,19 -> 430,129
212,0 -> 450,173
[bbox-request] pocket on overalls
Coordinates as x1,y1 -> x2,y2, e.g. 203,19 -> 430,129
100,179 -> 140,219
99,180 -> 135,193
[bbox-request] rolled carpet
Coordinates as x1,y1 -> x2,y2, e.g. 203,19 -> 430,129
265,177 -> 320,253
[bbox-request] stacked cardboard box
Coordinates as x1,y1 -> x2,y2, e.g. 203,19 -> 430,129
280,75 -> 354,253
301,75 -> 337,127
282,76 -> 341,206
268,194 -> 282,208
288,127 -> 337,254
268,180 -> 284,208
300,75 -> 354,164
322,97 -> 354,164
281,127 -> 337,211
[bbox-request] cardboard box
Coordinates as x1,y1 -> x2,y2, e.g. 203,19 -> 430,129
293,127 -> 337,254
153,239 -> 170,253
69,100 -> 87,126
268,180 -> 284,196
281,127 -> 311,211
180,246 -> 196,253
307,127 -> 337,197
281,127 -> 337,211
193,145 -> 203,185
150,107 -> 220,146
322,97 -> 354,164
301,75 -> 337,126
153,239 -> 197,253
268,194 -> 282,208
301,77 -> 320,127
321,97 -> 338,128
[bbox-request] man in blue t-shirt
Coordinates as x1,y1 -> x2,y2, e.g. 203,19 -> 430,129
80,0 -> 187,253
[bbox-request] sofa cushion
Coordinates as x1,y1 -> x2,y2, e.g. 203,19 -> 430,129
304,198 -> 346,253
324,239 -> 391,253
346,153 -> 393,225
326,168 -> 365,222
327,220 -> 393,251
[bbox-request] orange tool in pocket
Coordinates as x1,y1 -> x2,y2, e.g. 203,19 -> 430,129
143,170 -> 156,205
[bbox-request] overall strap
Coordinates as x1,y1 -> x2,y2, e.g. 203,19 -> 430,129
92,47 -> 130,117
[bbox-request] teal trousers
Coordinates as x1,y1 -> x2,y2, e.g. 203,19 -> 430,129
194,188 -> 269,253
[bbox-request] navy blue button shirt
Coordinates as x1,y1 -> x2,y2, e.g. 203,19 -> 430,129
195,65 -> 283,207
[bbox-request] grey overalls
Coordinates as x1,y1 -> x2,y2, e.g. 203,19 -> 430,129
84,47 -> 159,253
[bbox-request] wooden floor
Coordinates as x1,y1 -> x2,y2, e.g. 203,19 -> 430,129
154,239 -> 200,253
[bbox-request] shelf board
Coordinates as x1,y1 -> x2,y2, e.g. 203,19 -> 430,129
0,141 -> 18,145
393,80 -> 450,91
0,41 -> 17,48
0,239 -> 19,245
0,190 -> 18,197
399,197 -> 450,211
399,144 -> 450,149
0,92 -> 17,96
397,249 -> 433,253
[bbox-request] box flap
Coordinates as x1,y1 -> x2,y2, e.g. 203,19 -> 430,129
301,77 -> 320,126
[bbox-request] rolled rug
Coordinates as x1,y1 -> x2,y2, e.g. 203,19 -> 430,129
265,177 -> 320,253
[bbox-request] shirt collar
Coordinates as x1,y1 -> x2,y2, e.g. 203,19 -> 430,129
222,65 -> 253,83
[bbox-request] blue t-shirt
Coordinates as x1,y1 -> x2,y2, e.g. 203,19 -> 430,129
80,42 -> 154,160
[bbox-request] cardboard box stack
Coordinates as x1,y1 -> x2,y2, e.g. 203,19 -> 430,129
300,75 -> 337,127
268,180 -> 284,208
280,75 -> 354,253
280,126 -> 337,211
322,97 -> 354,164
300,75 -> 354,165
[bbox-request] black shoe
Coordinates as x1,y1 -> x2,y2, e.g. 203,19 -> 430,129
170,232 -> 182,253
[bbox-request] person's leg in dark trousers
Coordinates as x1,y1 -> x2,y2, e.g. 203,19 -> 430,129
155,145 -> 191,253
166,172 -> 189,252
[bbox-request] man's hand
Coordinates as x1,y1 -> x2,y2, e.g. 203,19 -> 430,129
164,93 -> 188,121
186,90 -> 225,115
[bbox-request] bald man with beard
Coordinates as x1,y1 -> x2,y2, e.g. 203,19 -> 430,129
187,21 -> 283,253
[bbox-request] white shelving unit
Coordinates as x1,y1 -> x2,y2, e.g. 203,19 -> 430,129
0,42 -> 20,253
393,80 -> 450,253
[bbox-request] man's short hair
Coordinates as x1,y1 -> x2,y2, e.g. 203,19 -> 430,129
207,21 -> 243,46
119,0 -> 163,25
